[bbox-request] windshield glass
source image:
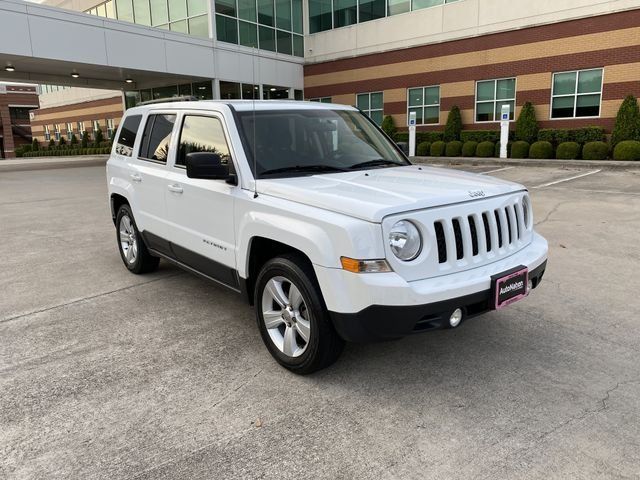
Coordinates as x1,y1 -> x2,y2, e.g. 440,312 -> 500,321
236,109 -> 410,178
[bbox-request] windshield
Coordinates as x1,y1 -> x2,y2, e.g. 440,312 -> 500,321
235,109 -> 410,178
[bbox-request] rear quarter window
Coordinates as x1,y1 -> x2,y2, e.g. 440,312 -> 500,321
115,114 -> 142,157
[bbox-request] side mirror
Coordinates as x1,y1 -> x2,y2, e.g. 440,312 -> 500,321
185,152 -> 231,180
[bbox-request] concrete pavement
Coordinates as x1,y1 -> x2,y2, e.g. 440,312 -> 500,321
1,165 -> 639,479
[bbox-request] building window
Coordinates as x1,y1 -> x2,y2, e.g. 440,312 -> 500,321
551,68 -> 603,119
475,78 -> 516,122
220,81 -> 241,99
216,0 -> 303,56
54,124 -> 61,141
334,0 -> 357,28
407,85 -> 439,125
77,121 -> 86,137
310,97 -> 332,103
66,122 -> 73,139
107,119 -> 115,138
93,120 -> 101,134
44,125 -> 51,141
357,92 -> 384,125
309,0 -> 332,33
263,85 -> 289,99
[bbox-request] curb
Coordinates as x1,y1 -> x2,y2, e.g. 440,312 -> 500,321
410,156 -> 640,170
0,155 -> 109,172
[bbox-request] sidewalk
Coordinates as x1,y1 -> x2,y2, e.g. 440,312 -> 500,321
0,155 -> 109,172
411,156 -> 640,169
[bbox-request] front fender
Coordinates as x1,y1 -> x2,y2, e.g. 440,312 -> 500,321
235,193 -> 384,278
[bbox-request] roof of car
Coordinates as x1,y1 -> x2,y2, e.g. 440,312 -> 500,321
126,100 -> 358,114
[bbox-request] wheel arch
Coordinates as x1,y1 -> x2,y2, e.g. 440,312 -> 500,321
110,193 -> 130,225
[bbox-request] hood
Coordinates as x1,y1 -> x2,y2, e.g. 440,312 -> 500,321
257,165 -> 525,223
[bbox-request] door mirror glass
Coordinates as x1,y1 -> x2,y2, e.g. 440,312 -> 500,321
185,152 -> 230,179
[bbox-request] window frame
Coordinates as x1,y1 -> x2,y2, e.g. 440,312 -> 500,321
357,91 -> 384,125
310,97 -> 332,103
406,84 -> 440,126
137,111 -> 178,164
172,112 -> 237,177
474,77 -> 517,124
549,68 -> 604,120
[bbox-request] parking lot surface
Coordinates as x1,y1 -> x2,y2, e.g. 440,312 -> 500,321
1,164 -> 639,479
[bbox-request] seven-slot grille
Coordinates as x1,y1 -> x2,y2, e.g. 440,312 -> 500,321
434,199 -> 530,264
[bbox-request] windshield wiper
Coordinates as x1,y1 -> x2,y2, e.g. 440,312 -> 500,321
260,165 -> 348,176
348,159 -> 402,170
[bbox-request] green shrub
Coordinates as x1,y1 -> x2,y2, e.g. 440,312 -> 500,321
556,142 -> 581,160
416,141 -> 431,156
59,136 -> 67,146
529,141 -> 554,159
444,106 -> 462,142
476,141 -> 495,158
515,102 -> 538,144
611,95 -> 640,147
81,131 -> 89,149
70,134 -> 78,145
395,131 -> 444,144
49,138 -> 55,147
582,141 -> 609,160
94,129 -> 104,147
511,141 -> 530,159
381,115 -> 397,139
461,130 -> 501,143
430,141 -> 446,157
32,138 -> 39,150
538,127 -> 605,145
462,141 -> 478,157
613,140 -> 640,161
445,141 -> 463,157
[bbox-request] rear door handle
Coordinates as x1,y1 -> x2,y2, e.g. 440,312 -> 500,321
168,184 -> 183,194
130,173 -> 142,183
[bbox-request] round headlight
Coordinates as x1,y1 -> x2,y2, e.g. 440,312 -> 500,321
389,220 -> 422,261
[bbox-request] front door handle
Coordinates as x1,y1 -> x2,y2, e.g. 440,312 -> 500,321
130,173 -> 142,183
168,184 -> 183,194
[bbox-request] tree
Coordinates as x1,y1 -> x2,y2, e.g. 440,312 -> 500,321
381,115 -> 397,139
443,106 -> 462,142
109,129 -> 117,146
48,138 -> 55,148
515,102 -> 538,144
59,136 -> 67,146
611,95 -> 640,147
81,131 -> 89,149
94,128 -> 104,147
70,134 -> 78,145
32,138 -> 39,150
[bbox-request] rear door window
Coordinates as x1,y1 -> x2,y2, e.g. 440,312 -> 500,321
115,114 -> 142,157
139,114 -> 177,163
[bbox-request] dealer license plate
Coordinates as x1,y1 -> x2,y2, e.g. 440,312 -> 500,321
492,266 -> 529,310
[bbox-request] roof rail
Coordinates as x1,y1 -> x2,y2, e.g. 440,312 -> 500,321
138,95 -> 199,106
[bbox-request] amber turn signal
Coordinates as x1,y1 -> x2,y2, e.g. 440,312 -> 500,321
340,257 -> 392,273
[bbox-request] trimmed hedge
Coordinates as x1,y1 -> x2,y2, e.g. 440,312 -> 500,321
529,141 -> 554,159
416,141 -> 431,156
22,147 -> 111,157
461,130 -> 500,143
538,127 -> 605,146
462,141 -> 478,157
611,95 -> 640,146
556,142 -> 581,160
582,141 -> 609,161
395,131 -> 443,144
430,141 -> 446,157
444,106 -> 462,142
511,141 -> 530,159
515,102 -> 538,144
612,140 -> 640,161
445,141 -> 463,157
476,141 -> 495,158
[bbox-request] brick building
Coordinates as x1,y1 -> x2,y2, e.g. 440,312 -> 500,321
0,83 -> 39,158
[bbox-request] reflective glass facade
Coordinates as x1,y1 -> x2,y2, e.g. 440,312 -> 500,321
310,0 -> 460,33
86,0 -> 209,37
215,0 -> 304,56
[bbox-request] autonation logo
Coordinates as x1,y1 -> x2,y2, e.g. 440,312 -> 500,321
500,280 -> 524,295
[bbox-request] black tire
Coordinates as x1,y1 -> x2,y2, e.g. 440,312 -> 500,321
254,254 -> 344,374
115,204 -> 160,274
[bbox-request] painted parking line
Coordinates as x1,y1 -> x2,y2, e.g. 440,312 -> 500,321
481,166 -> 515,175
532,169 -> 602,189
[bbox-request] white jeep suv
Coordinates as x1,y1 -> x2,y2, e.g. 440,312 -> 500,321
107,100 -> 548,374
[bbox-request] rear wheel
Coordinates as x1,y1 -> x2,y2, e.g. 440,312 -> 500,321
255,254 -> 344,374
116,205 -> 159,274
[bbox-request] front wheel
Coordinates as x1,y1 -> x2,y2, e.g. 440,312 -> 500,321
116,205 -> 159,274
255,254 -> 344,374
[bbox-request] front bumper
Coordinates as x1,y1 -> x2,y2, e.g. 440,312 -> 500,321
313,232 -> 548,342
330,260 -> 546,342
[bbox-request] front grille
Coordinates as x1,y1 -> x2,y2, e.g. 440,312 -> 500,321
432,198 -> 529,266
